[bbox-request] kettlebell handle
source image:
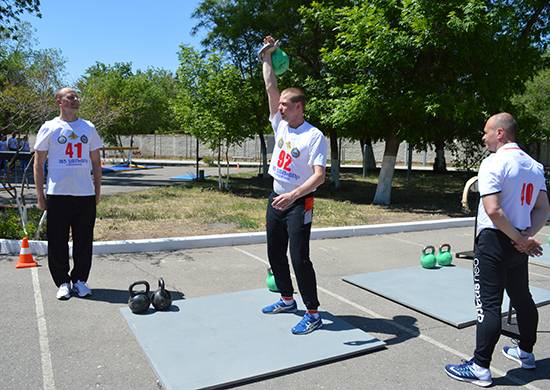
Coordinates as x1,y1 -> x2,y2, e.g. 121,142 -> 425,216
439,244 -> 451,252
129,280 -> 150,296
158,277 -> 165,290
423,245 -> 435,255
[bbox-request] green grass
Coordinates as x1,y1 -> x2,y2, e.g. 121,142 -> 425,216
93,168 -> 476,241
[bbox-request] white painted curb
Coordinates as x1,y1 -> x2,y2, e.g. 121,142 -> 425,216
0,217 -> 474,256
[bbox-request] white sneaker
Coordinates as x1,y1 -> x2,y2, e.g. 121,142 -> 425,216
72,280 -> 92,297
56,283 -> 71,300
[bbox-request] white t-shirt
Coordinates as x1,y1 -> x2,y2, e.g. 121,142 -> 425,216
268,112 -> 327,194
476,143 -> 547,235
34,117 -> 103,196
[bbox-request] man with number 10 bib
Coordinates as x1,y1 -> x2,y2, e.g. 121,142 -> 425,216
34,88 -> 103,301
259,36 -> 328,335
445,113 -> 550,387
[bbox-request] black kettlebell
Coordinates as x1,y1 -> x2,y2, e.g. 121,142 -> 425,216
151,277 -> 172,311
128,280 -> 151,314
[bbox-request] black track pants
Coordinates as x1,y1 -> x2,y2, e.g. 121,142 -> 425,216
47,195 -> 96,286
266,192 -> 319,310
473,228 -> 538,368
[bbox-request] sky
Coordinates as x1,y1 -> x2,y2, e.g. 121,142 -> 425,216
23,0 -> 206,84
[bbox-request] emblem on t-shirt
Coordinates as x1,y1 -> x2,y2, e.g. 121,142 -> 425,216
291,147 -> 300,158
286,141 -> 292,150
80,135 -> 88,144
277,138 -> 283,148
69,131 -> 79,140
57,135 -> 67,144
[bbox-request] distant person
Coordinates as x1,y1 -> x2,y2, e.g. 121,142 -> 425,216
19,135 -> 30,152
33,87 -> 103,300
0,134 -> 7,175
444,113 -> 550,387
19,135 -> 31,171
259,36 -> 327,335
8,132 -> 19,151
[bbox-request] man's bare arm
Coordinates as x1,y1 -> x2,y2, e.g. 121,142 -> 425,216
271,165 -> 325,210
483,193 -> 542,255
90,149 -> 102,204
33,151 -> 47,210
261,36 -> 280,118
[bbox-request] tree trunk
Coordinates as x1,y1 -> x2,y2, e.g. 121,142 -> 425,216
360,137 -> 377,174
433,140 -> 447,172
373,135 -> 400,205
258,131 -> 268,176
225,145 -> 230,189
329,129 -> 340,189
217,141 -> 222,191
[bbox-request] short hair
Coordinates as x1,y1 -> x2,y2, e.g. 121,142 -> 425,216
55,87 -> 77,101
490,112 -> 517,139
281,87 -> 306,108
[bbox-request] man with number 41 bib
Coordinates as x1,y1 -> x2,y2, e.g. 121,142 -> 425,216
259,36 -> 328,335
445,113 -> 550,387
34,88 -> 103,301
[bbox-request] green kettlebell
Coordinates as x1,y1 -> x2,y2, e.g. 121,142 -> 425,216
266,268 -> 279,292
547,236 -> 550,245
420,246 -> 437,269
436,244 -> 453,266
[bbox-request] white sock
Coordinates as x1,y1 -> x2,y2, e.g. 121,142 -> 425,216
281,297 -> 294,305
472,362 -> 491,377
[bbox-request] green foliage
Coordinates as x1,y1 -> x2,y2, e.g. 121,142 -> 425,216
512,66 -> 550,144
0,23 -> 63,133
316,0 -> 548,146
0,207 -> 45,239
173,46 -> 255,154
0,0 -> 41,39
77,63 -> 177,145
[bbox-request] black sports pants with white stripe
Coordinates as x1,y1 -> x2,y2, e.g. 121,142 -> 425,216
46,195 -> 96,287
473,228 -> 538,368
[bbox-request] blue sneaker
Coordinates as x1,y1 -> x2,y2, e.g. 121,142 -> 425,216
444,359 -> 492,387
261,299 -> 297,314
502,345 -> 536,369
291,313 -> 323,335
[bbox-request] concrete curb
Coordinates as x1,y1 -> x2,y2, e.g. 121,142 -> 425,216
0,217 -> 474,256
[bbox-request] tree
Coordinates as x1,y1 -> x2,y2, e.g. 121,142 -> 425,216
315,0 -> 549,204
173,45 -> 255,190
192,0 -> 351,185
513,65 -> 550,145
0,0 -> 41,39
0,23 -> 64,134
77,63 -> 177,145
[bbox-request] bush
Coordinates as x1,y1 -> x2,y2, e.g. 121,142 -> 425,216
0,207 -> 46,239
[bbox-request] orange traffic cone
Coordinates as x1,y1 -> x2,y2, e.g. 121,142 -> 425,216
16,236 -> 38,269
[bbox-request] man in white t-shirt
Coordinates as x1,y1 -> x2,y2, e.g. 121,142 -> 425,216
33,87 -> 103,300
259,36 -> 328,335
445,113 -> 550,387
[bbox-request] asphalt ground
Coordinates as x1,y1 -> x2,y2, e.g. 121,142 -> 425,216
2,225 -> 550,390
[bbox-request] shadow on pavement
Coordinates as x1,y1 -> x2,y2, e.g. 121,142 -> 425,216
492,357 -> 550,386
88,288 -> 185,304
324,314 -> 420,346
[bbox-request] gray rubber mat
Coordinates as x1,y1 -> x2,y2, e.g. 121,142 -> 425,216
344,266 -> 550,328
121,288 -> 385,390
531,244 -> 550,268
